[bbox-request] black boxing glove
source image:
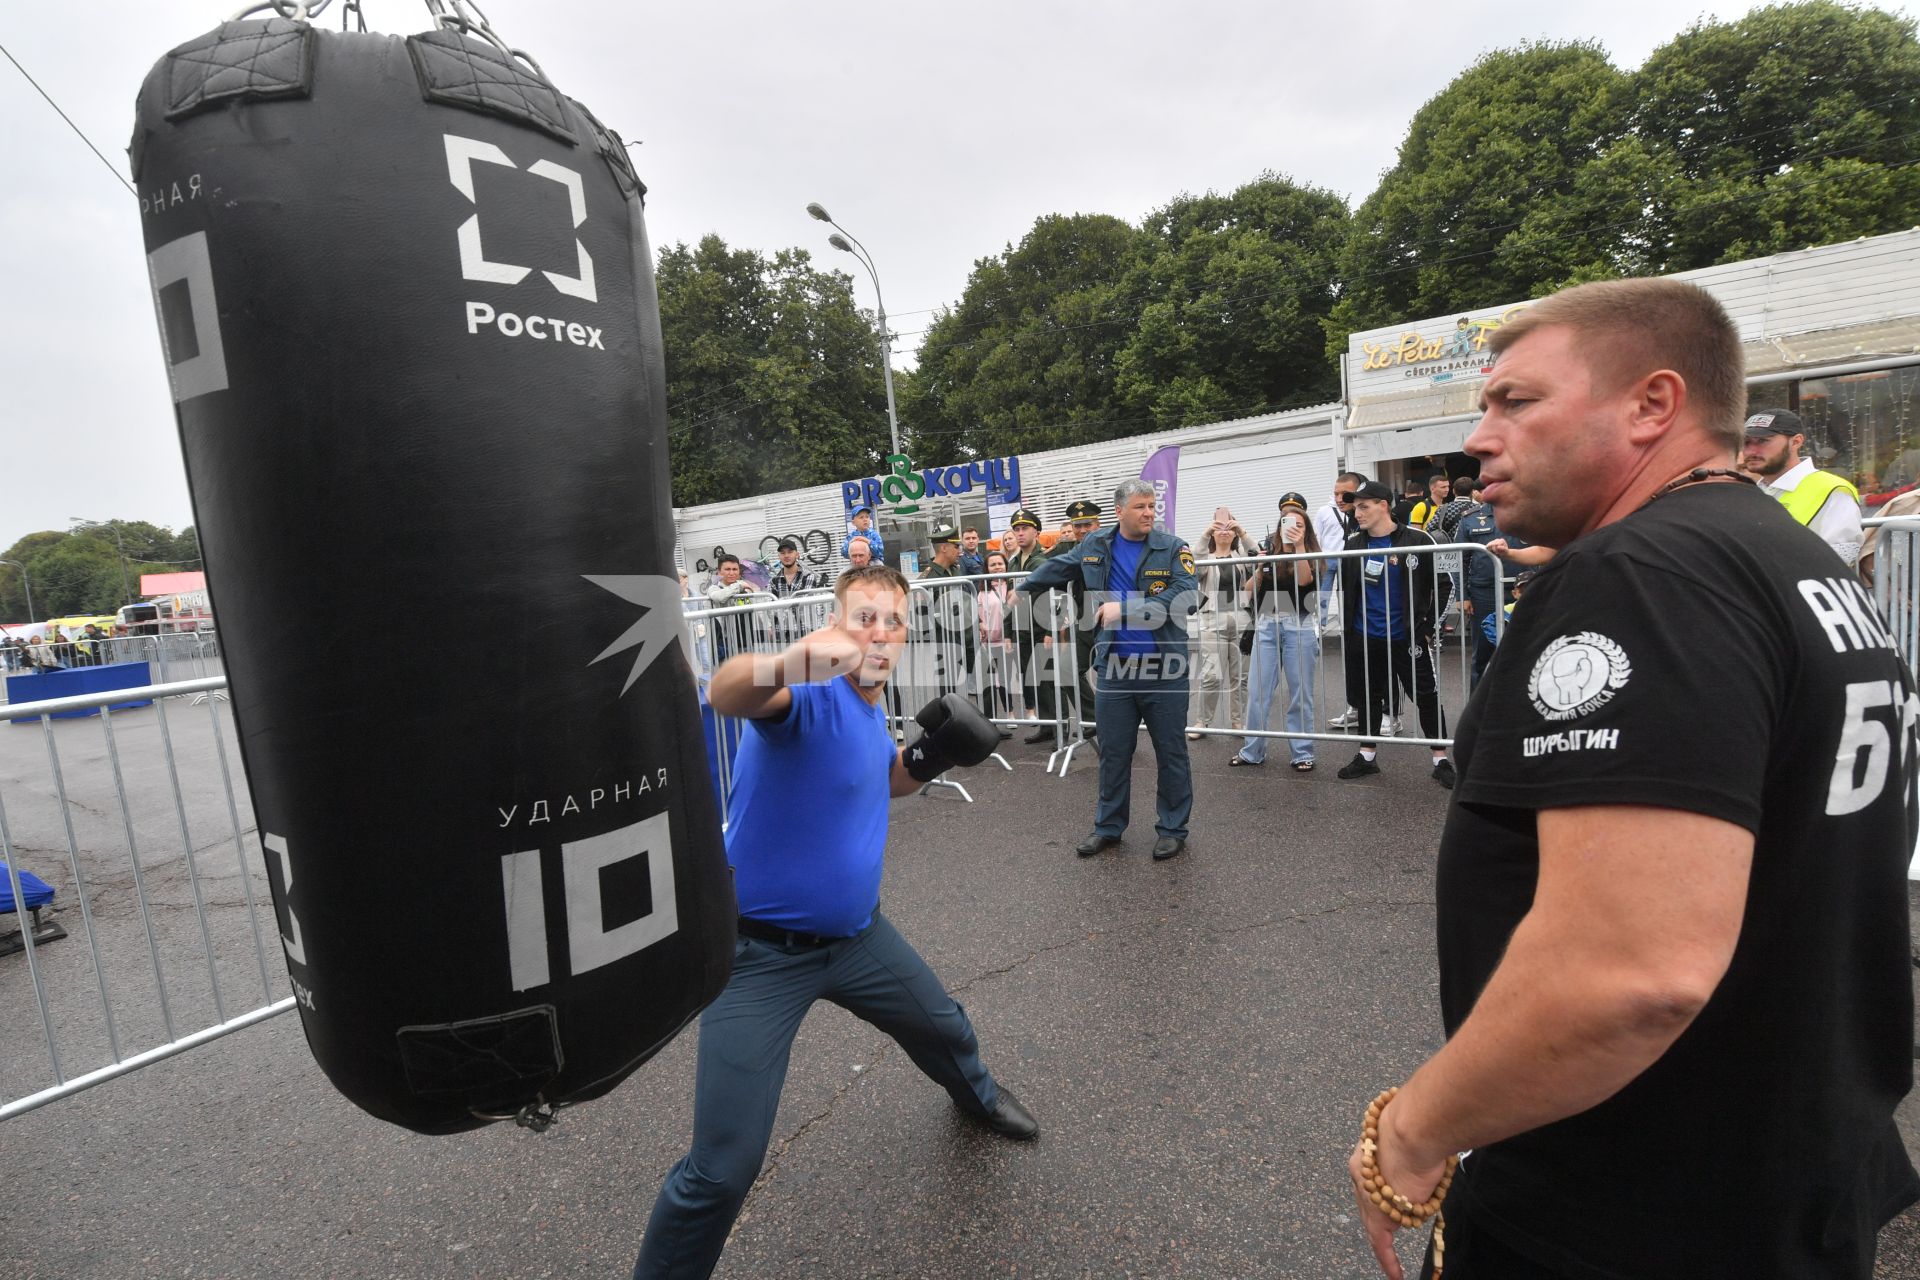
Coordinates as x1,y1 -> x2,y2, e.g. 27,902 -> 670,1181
904,693 -> 1001,782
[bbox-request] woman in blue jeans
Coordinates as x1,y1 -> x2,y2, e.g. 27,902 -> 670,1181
1231,493 -> 1320,771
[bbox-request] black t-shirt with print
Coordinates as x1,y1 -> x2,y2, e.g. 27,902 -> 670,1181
1437,482 -> 1920,1278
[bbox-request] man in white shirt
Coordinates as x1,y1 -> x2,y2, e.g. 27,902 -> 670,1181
1313,472 -> 1362,634
1741,408 -> 1863,567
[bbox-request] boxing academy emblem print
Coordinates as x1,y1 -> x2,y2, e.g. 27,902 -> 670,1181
1529,631 -> 1632,721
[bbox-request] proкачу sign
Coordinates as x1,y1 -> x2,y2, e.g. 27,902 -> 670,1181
842,453 -> 1022,517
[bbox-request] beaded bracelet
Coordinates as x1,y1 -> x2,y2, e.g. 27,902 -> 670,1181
1358,1088 -> 1459,1272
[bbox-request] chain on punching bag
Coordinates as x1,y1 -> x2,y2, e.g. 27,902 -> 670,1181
129,3 -> 737,1134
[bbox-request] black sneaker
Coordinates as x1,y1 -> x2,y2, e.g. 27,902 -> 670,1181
1337,753 -> 1381,780
1432,758 -> 1456,790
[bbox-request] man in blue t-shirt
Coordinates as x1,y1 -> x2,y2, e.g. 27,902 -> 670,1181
1335,480 -> 1453,788
634,565 -> 1035,1280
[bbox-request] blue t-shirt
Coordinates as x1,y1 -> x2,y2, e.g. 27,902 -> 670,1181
1106,531 -> 1157,658
1361,534 -> 1409,640
727,676 -> 895,936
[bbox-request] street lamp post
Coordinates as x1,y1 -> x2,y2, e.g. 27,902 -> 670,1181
0,559 -> 34,623
71,517 -> 134,607
806,202 -> 902,459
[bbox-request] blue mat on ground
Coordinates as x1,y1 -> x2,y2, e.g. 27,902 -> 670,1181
0,863 -> 55,914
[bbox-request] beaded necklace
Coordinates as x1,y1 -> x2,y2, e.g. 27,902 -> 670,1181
1640,466 -> 1757,508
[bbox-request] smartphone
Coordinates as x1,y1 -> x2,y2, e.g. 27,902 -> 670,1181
1214,506 -> 1233,526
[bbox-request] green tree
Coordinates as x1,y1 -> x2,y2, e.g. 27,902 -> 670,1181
0,523 -> 199,623
165,525 -> 202,566
1326,43 -> 1640,355
904,213 -> 1146,460
1634,1 -> 1920,270
24,538 -> 125,618
659,236 -> 892,506
1115,174 -> 1349,427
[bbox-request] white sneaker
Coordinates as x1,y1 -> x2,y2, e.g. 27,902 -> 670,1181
1384,716 -> 1403,736
1328,708 -> 1359,729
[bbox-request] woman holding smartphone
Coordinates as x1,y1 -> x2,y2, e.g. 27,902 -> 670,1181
1231,493 -> 1320,771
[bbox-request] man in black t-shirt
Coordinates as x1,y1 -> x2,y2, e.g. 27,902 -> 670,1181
1347,277 -> 1919,1280
1389,476 -> 1426,528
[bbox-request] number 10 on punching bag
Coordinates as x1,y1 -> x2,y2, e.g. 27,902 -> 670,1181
130,6 -> 737,1134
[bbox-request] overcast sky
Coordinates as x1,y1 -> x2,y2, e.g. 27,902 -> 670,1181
3,0 -> 1910,551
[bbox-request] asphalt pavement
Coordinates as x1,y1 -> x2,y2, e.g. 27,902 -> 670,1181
2,692 -> 1919,1278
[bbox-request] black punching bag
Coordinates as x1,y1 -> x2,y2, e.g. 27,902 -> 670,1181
130,15 -> 736,1134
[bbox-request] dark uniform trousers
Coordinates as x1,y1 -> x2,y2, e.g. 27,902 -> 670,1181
1015,593 -> 1090,731
633,913 -> 998,1280
1091,671 -> 1193,839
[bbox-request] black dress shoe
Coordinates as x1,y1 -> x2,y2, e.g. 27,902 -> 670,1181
974,1087 -> 1038,1140
1151,836 -> 1185,861
1075,832 -> 1119,857
1024,725 -> 1054,744
997,725 -> 1014,739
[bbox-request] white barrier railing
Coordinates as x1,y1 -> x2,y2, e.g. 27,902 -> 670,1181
1,675 -> 286,1121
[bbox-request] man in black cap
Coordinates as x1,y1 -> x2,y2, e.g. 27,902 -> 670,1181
768,539 -> 825,598
1003,510 -> 1059,742
1335,480 -> 1453,788
1043,500 -> 1102,739
917,524 -> 987,727
921,523 -> 964,580
767,538 -> 827,646
1740,407 -> 1863,567
1054,500 -> 1101,554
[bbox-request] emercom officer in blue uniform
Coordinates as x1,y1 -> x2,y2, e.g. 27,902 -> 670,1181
1018,479 -> 1199,861
634,563 -> 1036,1280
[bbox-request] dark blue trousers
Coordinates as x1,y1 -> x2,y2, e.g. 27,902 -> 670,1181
633,912 -> 998,1279
1091,679 -> 1193,840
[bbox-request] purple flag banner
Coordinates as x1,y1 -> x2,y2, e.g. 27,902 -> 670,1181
1140,445 -> 1179,535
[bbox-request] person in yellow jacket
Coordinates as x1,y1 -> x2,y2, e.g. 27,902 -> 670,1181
1741,408 -> 1862,567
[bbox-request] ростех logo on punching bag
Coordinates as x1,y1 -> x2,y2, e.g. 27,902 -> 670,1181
446,134 -> 606,349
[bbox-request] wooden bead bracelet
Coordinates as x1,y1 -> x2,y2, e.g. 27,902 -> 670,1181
1358,1088 -> 1458,1270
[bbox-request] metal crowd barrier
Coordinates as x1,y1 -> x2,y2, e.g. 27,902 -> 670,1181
0,674 -> 288,1121
1184,543 -> 1510,761
0,631 -> 223,691
683,549 -> 1513,811
1865,516 -> 1920,677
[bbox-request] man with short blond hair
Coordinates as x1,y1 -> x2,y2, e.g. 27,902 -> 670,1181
1347,277 -> 1918,1279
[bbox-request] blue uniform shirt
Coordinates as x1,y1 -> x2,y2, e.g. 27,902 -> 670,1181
726,677 -> 894,936
1017,525 -> 1198,685
1361,534 -> 1409,639
1106,531 -> 1157,659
